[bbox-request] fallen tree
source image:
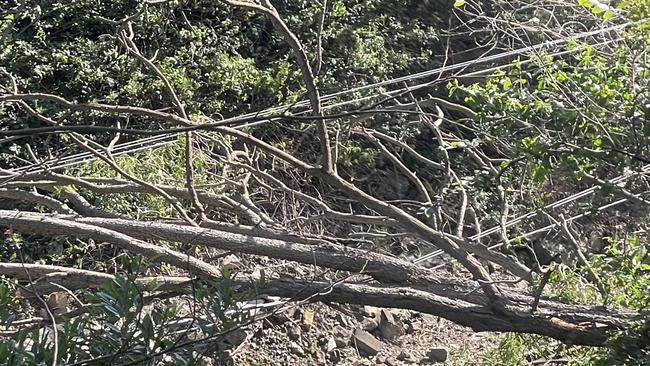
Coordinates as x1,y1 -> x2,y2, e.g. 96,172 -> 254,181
0,210 -> 640,346
0,0 -> 648,362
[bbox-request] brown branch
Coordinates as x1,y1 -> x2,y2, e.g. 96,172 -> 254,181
222,0 -> 333,173
118,24 -> 207,221
0,188 -> 75,214
0,211 -> 221,280
1,262 -> 190,295
0,262 -> 636,346
55,189 -> 132,219
0,93 -> 193,126
212,124 -> 521,294
226,159 -> 399,227
27,211 -> 440,286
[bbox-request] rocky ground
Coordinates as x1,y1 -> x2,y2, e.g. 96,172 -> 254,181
217,298 -> 499,366
195,253 -> 504,366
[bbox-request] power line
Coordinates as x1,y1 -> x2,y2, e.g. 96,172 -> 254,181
7,23 -> 629,174
2,19 -> 640,274
427,194 -> 645,272
6,22 -> 637,270
414,164 -> 650,265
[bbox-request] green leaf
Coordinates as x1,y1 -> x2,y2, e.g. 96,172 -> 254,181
454,0 -> 466,7
502,77 -> 512,89
578,0 -> 593,7
603,10 -> 614,19
592,5 -> 604,14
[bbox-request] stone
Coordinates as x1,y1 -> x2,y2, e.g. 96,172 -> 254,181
288,325 -> 302,341
325,335 -> 337,352
379,309 -> 405,341
427,347 -> 449,363
221,254 -> 243,271
385,357 -> 401,366
328,349 -> 342,364
335,335 -> 349,348
353,329 -> 383,356
404,320 -> 418,334
217,329 -> 249,351
353,359 -> 373,366
335,312 -> 351,326
362,305 -> 381,318
271,309 -> 294,324
334,327 -> 351,347
316,350 -> 327,365
290,341 -> 305,356
361,318 -> 379,331
397,350 -> 413,361
45,292 -> 70,316
302,308 -> 315,331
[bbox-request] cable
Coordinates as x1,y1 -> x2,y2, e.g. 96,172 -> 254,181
414,164 -> 650,264
3,20 -> 639,272
427,194 -> 641,272
7,27 -> 627,174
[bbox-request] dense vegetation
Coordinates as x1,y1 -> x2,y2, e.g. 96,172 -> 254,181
0,0 -> 648,364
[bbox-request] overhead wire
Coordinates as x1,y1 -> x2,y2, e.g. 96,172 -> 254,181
6,22 -> 629,175
428,191 -> 648,272
4,19 -> 641,270
414,164 -> 650,264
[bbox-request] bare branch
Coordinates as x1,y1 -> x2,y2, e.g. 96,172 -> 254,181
221,0 -> 333,173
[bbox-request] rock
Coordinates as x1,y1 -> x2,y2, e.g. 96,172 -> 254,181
328,349 -> 342,364
427,347 -> 449,363
233,299 -> 265,317
335,335 -> 349,348
362,305 -> 381,318
404,320 -> 418,334
288,325 -> 302,341
221,254 -> 243,271
290,341 -> 305,356
397,350 -> 413,361
325,335 -> 337,352
224,328 -> 248,346
217,329 -> 249,351
316,350 -> 327,365
353,359 -> 373,366
361,318 -> 379,331
379,309 -> 405,341
385,357 -> 401,366
302,308 -> 315,331
353,329 -> 383,356
335,312 -> 351,326
45,292 -> 70,316
271,308 -> 295,324
334,327 -> 350,347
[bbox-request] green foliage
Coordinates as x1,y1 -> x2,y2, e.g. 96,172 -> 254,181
544,233 -> 649,308
448,30 -> 649,189
487,233 -> 650,365
590,233 -> 650,308
589,318 -> 650,366
0,256 -> 250,365
64,137 -> 215,219
482,333 -> 556,365
339,140 -> 378,169
0,0 -> 454,194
